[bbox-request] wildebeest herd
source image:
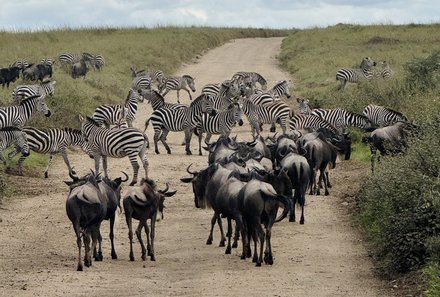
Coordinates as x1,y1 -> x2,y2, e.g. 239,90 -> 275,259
0,54 -> 413,270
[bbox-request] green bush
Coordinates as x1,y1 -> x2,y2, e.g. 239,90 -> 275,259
405,50 -> 440,91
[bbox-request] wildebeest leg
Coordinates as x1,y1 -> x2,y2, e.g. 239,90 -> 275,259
149,215 -> 156,261
83,231 -> 92,267
206,213 -> 216,245
217,214 -> 226,247
95,227 -> 103,261
256,223 -> 265,267
109,214 -> 117,259
225,218 -> 232,254
326,170 -> 332,188
135,221 -> 147,261
144,222 -> 151,256
184,128 -> 193,155
128,154 -> 140,186
126,216 -> 135,261
309,168 -> 317,195
91,226 -> 101,262
289,197 -> 296,222
299,188 -> 305,225
205,133 -> 212,145
73,223 -> 83,271
232,222 -> 239,248
319,168 -> 329,196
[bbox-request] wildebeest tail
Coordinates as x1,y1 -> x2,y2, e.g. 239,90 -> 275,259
260,190 -> 291,223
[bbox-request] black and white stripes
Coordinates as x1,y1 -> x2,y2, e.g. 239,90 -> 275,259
12,81 -> 56,103
0,96 -> 51,128
363,104 -> 407,127
336,57 -> 376,90
160,75 -> 196,103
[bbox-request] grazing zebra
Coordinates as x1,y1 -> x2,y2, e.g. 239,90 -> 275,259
92,89 -> 144,128
296,97 -> 312,115
0,95 -> 51,128
12,127 -> 88,178
0,127 -> 29,168
336,57 -> 377,90
58,52 -> 94,70
132,75 -> 152,92
79,115 -> 149,186
144,94 -> 214,155
141,89 -> 186,111
160,75 -> 196,103
12,80 -> 56,103
93,54 -> 105,71
375,60 -> 393,79
311,108 -> 373,132
240,96 -> 291,139
362,104 -> 407,127
232,71 -> 267,90
196,103 -> 244,155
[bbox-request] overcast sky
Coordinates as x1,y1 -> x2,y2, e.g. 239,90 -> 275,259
0,0 -> 438,31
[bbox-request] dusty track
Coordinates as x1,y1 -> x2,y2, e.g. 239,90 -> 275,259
0,37 -> 391,297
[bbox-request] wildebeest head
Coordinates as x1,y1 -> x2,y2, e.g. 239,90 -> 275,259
180,163 -> 217,209
156,183 -> 177,220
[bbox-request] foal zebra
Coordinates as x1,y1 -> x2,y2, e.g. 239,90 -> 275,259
92,89 -> 144,128
232,71 -> 267,90
145,94 -> 214,155
0,127 -> 29,168
13,127 -> 88,178
196,103 -> 244,155
336,57 -> 377,90
12,80 -> 56,103
363,104 -> 407,127
160,75 -> 196,103
0,95 -> 51,128
311,108 -> 373,132
79,115 -> 149,186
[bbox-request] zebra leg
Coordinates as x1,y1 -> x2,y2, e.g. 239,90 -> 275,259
153,129 -> 161,154
160,130 -> 171,154
102,156 -> 109,178
184,128 -> 193,155
139,144 -> 149,181
184,87 -> 192,101
205,133 -> 212,144
198,130 -> 204,156
44,155 -> 55,178
128,154 -> 140,186
94,155 -> 101,177
176,90 -> 180,103
60,150 -> 76,177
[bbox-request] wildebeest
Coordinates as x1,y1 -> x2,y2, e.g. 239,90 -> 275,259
123,179 -> 176,261
0,66 -> 20,88
71,60 -> 90,79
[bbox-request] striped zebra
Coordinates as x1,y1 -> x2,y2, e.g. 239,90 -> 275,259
12,80 -> 56,103
93,54 -> 105,71
0,95 -> 51,128
79,115 -> 149,186
92,89 -> 144,128
201,82 -> 221,97
207,79 -> 244,111
0,127 -> 29,168
375,60 -> 393,79
296,97 -> 312,115
58,52 -> 94,70
254,80 -> 291,99
160,75 -> 196,103
12,127 -> 88,178
232,71 -> 268,90
141,89 -> 186,111
289,114 -> 339,135
10,59 -> 29,72
362,104 -> 407,127
311,108 -> 373,132
196,103 -> 244,154
131,68 -> 166,87
144,94 -> 214,155
132,75 -> 152,92
40,58 -> 55,67
336,57 -> 377,90
240,96 -> 291,139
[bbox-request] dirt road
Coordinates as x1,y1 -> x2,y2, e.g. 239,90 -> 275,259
0,37 -> 391,297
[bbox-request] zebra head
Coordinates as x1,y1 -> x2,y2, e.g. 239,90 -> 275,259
231,102 -> 244,126
360,57 -> 377,69
35,95 -> 51,117
296,97 -> 311,115
18,130 -> 30,157
184,75 -> 196,93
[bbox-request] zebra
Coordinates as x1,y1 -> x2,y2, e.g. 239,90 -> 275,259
93,54 -> 105,71
254,80 -> 291,99
196,103 -> 244,155
311,108 -> 373,132
79,115 -> 149,186
336,57 -> 377,90
362,104 -> 407,127
12,80 -> 56,103
240,96 -> 291,139
296,97 -> 312,115
0,95 -> 51,128
201,82 -> 221,97
144,94 -> 214,155
131,68 -> 166,88
289,114 -> 339,135
58,52 -> 94,71
40,58 -> 55,67
0,127 -> 29,169
232,71 -> 267,90
11,127 -> 88,178
141,89 -> 186,111
375,60 -> 393,79
132,75 -> 152,92
10,59 -> 29,73
207,79 -> 244,111
92,89 -> 144,128
160,74 -> 196,103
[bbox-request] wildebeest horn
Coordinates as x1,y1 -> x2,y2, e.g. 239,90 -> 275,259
69,169 -> 78,181
158,183 -> 169,194
121,171 -> 129,182
186,163 -> 197,175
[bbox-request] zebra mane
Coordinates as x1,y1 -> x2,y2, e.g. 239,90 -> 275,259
183,74 -> 194,80
384,106 -> 407,119
254,72 -> 267,84
62,127 -> 82,134
190,94 -> 207,107
0,126 -> 22,132
86,116 -> 101,127
19,95 -> 41,106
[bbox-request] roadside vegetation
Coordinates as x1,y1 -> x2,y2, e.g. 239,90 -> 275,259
278,23 -> 440,296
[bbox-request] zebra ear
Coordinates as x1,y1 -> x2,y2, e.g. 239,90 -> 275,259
78,114 -> 85,122
52,80 -> 56,85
